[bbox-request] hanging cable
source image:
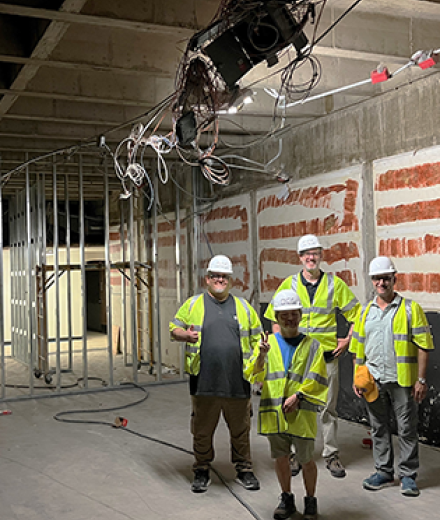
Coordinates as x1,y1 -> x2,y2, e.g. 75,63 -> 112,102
53,382 -> 265,520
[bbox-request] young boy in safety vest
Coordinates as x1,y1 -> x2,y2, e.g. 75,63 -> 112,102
264,234 -> 360,479
247,289 -> 328,520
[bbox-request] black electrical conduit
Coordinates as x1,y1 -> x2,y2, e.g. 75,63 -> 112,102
53,382 -> 264,520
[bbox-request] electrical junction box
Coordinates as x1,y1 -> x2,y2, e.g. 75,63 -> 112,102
204,29 -> 253,89
176,111 -> 197,147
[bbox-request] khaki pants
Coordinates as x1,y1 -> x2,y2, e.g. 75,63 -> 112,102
191,395 -> 252,471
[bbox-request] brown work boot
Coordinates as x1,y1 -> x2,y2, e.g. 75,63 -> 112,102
325,454 -> 346,478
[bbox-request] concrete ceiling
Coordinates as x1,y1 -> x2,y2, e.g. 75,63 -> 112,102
0,0 -> 439,197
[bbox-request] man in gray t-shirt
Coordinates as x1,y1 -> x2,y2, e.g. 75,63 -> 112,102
192,293 -> 250,398
170,255 -> 262,494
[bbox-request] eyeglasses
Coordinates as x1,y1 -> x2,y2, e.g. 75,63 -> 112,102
209,273 -> 230,281
300,250 -> 321,258
371,275 -> 393,282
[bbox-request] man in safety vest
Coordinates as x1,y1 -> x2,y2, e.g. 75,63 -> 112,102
169,255 -> 262,494
249,289 -> 328,520
350,256 -> 434,497
265,234 -> 360,478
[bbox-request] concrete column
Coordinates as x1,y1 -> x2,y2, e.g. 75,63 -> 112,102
249,190 -> 260,313
361,161 -> 377,302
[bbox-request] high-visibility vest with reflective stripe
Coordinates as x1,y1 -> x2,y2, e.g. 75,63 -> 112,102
265,273 -> 361,351
169,293 -> 262,378
350,296 -> 434,387
249,334 -> 328,439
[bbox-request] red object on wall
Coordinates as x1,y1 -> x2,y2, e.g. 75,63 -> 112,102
371,67 -> 390,84
417,54 -> 438,70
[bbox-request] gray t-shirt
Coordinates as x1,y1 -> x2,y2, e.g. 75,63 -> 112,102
190,293 -> 250,398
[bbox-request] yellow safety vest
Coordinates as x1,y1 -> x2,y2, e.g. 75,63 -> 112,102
169,293 -> 262,378
265,273 -> 361,351
350,297 -> 434,387
248,334 -> 328,439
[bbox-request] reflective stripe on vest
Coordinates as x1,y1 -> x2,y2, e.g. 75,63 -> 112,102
352,330 -> 365,343
172,318 -> 186,328
238,296 -> 252,338
189,294 -> 203,312
265,339 -> 324,386
292,273 -> 335,313
265,370 -> 285,381
237,296 -> 262,339
393,298 -> 411,342
299,326 -> 337,334
413,326 -> 430,334
397,356 -> 418,363
260,396 -> 320,413
341,298 -> 359,313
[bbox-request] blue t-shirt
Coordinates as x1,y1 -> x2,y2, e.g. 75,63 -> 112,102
275,332 -> 305,375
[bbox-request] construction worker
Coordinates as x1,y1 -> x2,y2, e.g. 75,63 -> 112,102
169,255 -> 262,493
248,289 -> 328,520
350,256 -> 434,497
265,234 -> 360,478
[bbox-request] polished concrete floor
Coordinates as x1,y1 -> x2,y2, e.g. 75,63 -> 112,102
1,382 -> 439,520
1,331 -> 181,399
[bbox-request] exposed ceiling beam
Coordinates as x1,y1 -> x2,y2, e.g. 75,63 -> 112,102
327,0 -> 440,20
0,3 -> 195,37
312,45 -> 410,65
2,113 -> 122,127
0,127 -> 263,151
0,147 -> 98,154
0,47 -> 409,80
1,110 -> 319,127
0,54 -> 172,78
0,131 -> 97,142
0,0 -> 89,119
0,88 -> 168,108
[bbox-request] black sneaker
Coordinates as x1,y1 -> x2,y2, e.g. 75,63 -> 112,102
303,496 -> 318,520
236,471 -> 260,490
289,453 -> 302,477
191,469 -> 211,493
274,492 -> 296,520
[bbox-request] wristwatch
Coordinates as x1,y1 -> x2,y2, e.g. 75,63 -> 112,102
418,377 -> 427,385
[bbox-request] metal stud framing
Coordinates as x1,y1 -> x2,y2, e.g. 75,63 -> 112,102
104,158 -> 114,386
152,173 -> 162,382
0,157 -> 5,398
0,153 -> 190,402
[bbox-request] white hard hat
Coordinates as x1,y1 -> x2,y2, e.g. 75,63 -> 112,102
368,256 -> 397,276
207,255 -> 233,274
272,290 -> 303,311
297,234 -> 322,253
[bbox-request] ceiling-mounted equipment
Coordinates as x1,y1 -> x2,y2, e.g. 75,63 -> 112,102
191,1 -> 314,89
